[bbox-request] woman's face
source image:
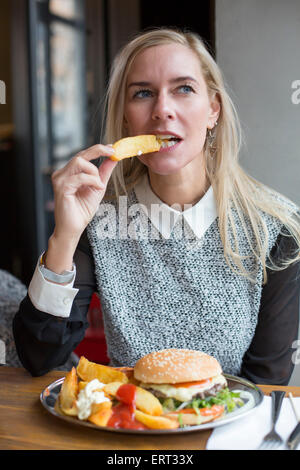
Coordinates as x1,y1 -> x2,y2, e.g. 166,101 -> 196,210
124,43 -> 220,176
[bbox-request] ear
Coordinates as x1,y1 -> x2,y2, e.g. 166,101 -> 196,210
207,92 -> 221,129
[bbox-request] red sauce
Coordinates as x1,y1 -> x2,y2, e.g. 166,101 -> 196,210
107,384 -> 148,430
116,382 -> 136,405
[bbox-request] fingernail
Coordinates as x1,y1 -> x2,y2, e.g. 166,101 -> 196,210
106,144 -> 115,154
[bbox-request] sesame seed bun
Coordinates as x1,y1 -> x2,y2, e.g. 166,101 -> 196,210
134,349 -> 222,384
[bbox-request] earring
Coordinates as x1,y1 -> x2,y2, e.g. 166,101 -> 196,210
206,122 -> 217,158
207,120 -> 218,136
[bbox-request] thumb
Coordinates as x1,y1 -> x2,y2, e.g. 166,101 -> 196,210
98,158 -> 118,188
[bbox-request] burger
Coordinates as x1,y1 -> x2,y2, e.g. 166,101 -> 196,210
134,349 -> 242,425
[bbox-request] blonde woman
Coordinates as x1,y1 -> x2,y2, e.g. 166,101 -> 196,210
14,28 -> 300,384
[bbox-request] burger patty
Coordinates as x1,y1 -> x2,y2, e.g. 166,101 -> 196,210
148,382 -> 225,401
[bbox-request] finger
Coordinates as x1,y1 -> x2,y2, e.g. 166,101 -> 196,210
64,173 -> 104,192
76,144 -> 115,162
53,156 -> 100,190
98,158 -> 118,187
69,155 -> 100,176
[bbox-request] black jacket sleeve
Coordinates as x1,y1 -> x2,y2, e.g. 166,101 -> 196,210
241,231 -> 300,385
12,230 -> 96,376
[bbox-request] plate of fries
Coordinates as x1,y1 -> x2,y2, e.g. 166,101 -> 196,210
40,356 -> 263,434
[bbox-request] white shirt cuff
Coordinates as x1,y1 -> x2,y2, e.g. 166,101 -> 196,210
28,258 -> 79,318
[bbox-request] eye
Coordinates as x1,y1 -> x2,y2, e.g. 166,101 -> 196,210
177,84 -> 195,94
133,89 -> 153,99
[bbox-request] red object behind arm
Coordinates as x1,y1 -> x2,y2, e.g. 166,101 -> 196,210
74,293 -> 109,364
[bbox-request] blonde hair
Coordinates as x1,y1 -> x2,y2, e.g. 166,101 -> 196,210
102,27 -> 300,283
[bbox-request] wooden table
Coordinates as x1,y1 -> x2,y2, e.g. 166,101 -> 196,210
1,366 -> 300,450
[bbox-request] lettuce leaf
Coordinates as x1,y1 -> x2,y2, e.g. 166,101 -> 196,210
190,388 -> 243,413
160,388 -> 244,414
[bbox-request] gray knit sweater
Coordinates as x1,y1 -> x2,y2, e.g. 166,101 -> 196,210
87,186 -> 283,376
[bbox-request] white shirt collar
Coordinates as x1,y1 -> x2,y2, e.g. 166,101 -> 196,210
134,173 -> 217,239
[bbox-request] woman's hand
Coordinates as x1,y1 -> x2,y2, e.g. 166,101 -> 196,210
46,144 -> 117,273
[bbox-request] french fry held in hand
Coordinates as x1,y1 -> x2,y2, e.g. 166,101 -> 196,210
103,381 -> 163,416
134,409 -> 179,430
110,135 -> 161,161
77,356 -> 128,384
59,367 -> 78,416
88,401 -> 113,427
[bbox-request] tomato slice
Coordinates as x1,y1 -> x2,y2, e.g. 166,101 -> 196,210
172,379 -> 212,389
172,404 -> 224,417
199,405 -> 224,416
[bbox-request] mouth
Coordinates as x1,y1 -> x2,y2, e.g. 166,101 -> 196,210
156,134 -> 183,150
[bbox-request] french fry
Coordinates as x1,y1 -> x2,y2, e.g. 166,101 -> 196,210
77,356 -> 128,384
78,381 -> 88,392
59,367 -> 78,416
114,366 -> 135,381
127,376 -> 141,386
88,401 -> 113,427
103,381 -> 163,416
111,135 -> 161,161
135,409 -> 179,430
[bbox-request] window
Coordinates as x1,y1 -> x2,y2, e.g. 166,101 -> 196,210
29,0 -> 88,246
34,0 -> 87,172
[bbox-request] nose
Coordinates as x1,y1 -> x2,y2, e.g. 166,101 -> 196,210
151,92 -> 176,121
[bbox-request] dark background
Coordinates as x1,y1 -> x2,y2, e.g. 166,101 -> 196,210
0,0 -> 214,286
